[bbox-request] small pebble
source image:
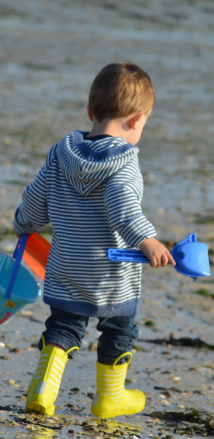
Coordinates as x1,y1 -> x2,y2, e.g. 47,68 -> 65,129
88,342 -> 97,351
3,138 -> 11,145
161,400 -> 171,405
9,347 -> 21,354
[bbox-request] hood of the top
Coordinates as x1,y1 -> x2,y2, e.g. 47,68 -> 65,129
56,130 -> 138,196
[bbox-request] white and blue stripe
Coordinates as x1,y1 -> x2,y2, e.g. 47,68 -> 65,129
14,130 -> 156,317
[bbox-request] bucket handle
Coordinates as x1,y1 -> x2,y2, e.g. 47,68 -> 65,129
5,234 -> 28,299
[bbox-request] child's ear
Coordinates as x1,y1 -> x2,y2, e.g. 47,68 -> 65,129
87,106 -> 94,122
129,114 -> 144,130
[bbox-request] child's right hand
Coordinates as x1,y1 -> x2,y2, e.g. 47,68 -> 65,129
139,237 -> 176,268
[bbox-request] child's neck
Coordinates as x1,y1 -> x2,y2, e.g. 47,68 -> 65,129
87,118 -> 129,141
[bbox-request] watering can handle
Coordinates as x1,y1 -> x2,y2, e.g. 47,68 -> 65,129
106,248 -> 177,263
5,234 -> 28,299
106,248 -> 150,263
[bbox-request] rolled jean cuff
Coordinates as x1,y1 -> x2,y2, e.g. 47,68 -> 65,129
38,336 -> 78,359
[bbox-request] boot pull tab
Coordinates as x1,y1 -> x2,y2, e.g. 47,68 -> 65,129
112,352 -> 132,369
41,334 -> 46,349
66,346 -> 79,355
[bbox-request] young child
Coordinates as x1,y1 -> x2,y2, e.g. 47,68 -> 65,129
14,62 -> 175,419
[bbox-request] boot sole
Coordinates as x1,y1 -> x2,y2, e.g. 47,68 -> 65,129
26,401 -> 55,416
91,397 -> 146,419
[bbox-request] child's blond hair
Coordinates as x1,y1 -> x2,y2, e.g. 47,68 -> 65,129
88,62 -> 155,122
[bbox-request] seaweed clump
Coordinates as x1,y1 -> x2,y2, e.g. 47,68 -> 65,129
150,408 -> 214,436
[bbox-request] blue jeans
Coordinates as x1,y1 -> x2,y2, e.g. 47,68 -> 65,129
39,306 -> 138,364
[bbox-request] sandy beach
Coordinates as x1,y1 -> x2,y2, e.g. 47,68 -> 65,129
0,0 -> 214,437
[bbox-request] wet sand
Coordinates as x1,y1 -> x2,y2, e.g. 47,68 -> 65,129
0,0 -> 214,437
1,269 -> 214,438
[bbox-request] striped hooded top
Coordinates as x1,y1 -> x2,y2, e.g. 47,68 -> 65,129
14,130 -> 157,317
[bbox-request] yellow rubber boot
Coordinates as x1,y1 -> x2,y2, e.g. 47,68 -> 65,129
26,336 -> 79,416
91,352 -> 146,418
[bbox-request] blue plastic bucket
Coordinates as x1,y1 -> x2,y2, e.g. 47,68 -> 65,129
0,235 -> 41,327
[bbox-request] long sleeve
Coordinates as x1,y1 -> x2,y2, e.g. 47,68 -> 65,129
14,144 -> 57,234
104,156 -> 157,247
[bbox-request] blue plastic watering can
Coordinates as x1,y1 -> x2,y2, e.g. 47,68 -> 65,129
0,235 -> 41,327
107,233 -> 210,282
